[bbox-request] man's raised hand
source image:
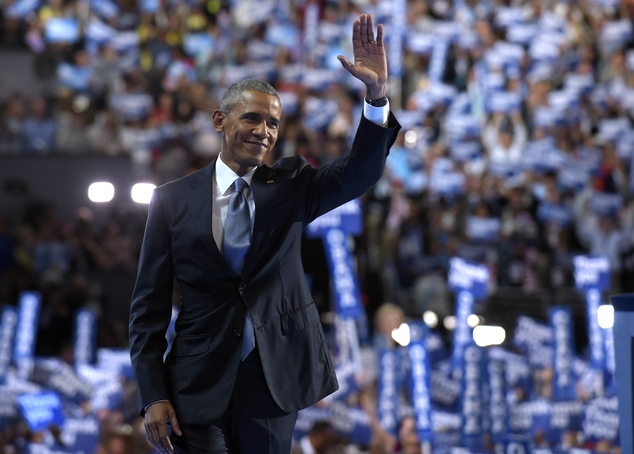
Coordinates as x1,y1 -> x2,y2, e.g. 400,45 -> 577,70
337,14 -> 388,101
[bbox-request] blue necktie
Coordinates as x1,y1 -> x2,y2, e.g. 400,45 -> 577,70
224,178 -> 255,360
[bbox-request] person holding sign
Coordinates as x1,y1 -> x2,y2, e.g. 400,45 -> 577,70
129,13 -> 400,454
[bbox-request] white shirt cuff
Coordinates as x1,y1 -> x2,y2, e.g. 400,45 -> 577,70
363,99 -> 390,127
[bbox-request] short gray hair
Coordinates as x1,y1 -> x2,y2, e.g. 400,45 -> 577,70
220,79 -> 280,113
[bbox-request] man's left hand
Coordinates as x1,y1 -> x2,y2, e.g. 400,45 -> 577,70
337,14 -> 388,100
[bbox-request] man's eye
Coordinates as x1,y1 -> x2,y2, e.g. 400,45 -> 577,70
268,122 -> 279,129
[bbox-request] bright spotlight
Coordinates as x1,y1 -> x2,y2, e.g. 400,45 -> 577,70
473,325 -> 506,347
423,311 -> 438,328
597,305 -> 614,329
131,183 -> 156,204
391,323 -> 411,347
467,314 -> 482,328
404,130 -> 418,148
88,182 -> 114,203
443,315 -> 457,331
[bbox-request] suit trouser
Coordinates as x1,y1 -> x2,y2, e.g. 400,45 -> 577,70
170,346 -> 298,454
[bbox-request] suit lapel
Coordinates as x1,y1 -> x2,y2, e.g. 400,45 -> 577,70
243,164 -> 280,277
187,160 -> 225,266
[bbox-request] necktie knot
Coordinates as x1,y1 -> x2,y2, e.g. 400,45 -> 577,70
232,177 -> 248,195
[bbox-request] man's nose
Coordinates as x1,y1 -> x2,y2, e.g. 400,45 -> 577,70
252,121 -> 267,137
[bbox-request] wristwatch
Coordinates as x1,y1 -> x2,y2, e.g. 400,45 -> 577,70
365,96 -> 388,107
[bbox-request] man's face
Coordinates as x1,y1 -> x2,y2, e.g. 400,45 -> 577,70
213,90 -> 281,176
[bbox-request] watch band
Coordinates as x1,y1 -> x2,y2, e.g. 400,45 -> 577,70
365,96 -> 388,107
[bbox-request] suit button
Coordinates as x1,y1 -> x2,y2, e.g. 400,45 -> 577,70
234,329 -> 241,338
238,284 -> 246,293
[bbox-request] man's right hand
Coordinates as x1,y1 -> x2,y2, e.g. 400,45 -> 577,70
144,401 -> 182,454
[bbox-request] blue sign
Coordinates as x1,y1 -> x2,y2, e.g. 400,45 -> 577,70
582,397 -> 619,443
17,391 -> 65,432
408,323 -> 433,442
74,309 -> 97,369
60,416 -> 101,454
295,401 -> 372,445
549,307 -> 576,400
585,288 -> 606,371
377,349 -> 401,435
0,306 -> 18,383
461,343 -> 485,451
321,228 -> 363,319
13,292 -> 41,363
306,199 -> 362,237
45,18 -> 80,43
573,255 -> 610,291
488,357 -> 508,443
513,316 -> 553,369
451,290 -> 475,380
466,217 -> 501,243
30,359 -> 93,406
448,258 -> 489,299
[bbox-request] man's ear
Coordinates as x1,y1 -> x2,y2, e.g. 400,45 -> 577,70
212,109 -> 224,133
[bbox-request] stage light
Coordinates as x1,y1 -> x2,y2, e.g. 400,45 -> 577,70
423,311 -> 438,328
467,314 -> 481,328
404,130 -> 417,148
473,325 -> 506,347
131,183 -> 156,204
443,315 -> 456,331
391,323 -> 410,346
88,182 -> 114,203
597,304 -> 614,329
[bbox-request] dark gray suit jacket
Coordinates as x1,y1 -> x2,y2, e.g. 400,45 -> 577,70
129,113 -> 401,424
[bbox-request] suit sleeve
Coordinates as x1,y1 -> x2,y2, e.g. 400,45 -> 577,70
129,189 -> 174,415
302,112 -> 401,224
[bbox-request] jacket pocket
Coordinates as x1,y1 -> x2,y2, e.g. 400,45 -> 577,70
172,333 -> 212,357
281,303 -> 320,335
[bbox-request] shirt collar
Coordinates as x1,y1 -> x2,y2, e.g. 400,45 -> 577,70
215,155 -> 256,195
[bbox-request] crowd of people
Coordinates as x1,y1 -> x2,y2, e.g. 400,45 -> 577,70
0,0 -> 633,452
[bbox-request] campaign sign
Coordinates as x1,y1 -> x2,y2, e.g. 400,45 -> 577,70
13,291 -> 41,364
306,199 -> 362,237
6,0 -> 39,18
549,307 -> 575,401
96,348 -> 134,379
461,343 -> 485,452
430,367 -> 460,411
590,192 -> 622,217
45,18 -> 79,43
448,258 -> 489,299
74,309 -> 97,369
502,435 -> 532,454
582,396 -> 619,443
29,358 -> 93,406
466,217 -> 501,243
573,255 -> 610,292
408,323 -> 433,442
513,316 -> 553,369
90,0 -> 119,19
585,288 -> 606,372
537,202 -> 573,228
488,357 -> 508,444
451,290 -> 475,380
0,306 -> 18,383
17,391 -> 65,432
377,349 -> 402,435
295,400 -> 372,445
321,228 -> 363,319
59,416 -> 100,454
